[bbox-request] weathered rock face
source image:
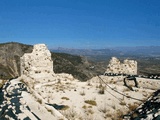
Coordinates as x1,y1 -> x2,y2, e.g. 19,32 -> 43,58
20,44 -> 54,79
105,57 -> 137,75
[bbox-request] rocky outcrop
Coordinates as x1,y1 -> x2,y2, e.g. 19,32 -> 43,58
105,57 -> 137,75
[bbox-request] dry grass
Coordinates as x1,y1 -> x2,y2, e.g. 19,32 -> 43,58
99,105 -> 107,113
104,113 -> 112,118
82,105 -> 87,109
0,80 -> 5,89
98,86 -> 105,94
123,88 -> 130,92
37,99 -> 42,104
108,109 -> 124,120
84,100 -> 97,106
61,105 -> 70,110
88,106 -> 92,108
87,109 -> 94,114
61,97 -> 70,100
120,101 -> 126,106
80,91 -> 85,96
82,105 -> 93,109
57,79 -> 61,84
116,109 -> 124,119
61,107 -> 77,120
111,104 -> 116,110
87,80 -> 92,86
128,103 -> 138,111
142,93 -> 148,97
47,109 -> 52,113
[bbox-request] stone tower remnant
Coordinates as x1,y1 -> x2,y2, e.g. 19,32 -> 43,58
105,57 -> 137,75
20,44 -> 54,79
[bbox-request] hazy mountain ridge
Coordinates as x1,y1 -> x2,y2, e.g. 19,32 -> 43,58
114,46 -> 160,56
51,46 -> 160,57
51,47 -> 121,56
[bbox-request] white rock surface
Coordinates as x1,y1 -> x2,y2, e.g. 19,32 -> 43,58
105,57 -> 137,75
20,44 -> 54,81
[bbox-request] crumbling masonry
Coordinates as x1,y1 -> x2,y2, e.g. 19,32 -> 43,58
105,57 -> 137,75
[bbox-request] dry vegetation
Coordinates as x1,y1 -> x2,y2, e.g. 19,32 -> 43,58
32,75 -> 159,120
61,97 -> 70,100
84,100 -> 97,106
0,80 -> 6,88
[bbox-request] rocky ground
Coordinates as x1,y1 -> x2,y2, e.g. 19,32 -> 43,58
1,75 -> 160,120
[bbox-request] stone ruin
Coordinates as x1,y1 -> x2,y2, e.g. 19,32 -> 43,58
20,44 -> 74,83
105,57 -> 137,75
0,44 -> 73,119
20,44 -> 55,81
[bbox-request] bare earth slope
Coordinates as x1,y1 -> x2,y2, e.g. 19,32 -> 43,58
0,42 -> 33,79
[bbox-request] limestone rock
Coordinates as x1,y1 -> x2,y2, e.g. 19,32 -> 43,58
105,57 -> 137,75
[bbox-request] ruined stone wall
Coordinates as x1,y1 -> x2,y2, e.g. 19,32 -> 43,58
105,57 -> 137,75
20,44 -> 54,78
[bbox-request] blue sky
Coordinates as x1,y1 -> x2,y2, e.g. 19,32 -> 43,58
0,0 -> 160,48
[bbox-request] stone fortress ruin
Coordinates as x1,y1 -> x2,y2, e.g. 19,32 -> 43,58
20,44 -> 54,76
105,57 -> 137,75
20,44 -> 73,83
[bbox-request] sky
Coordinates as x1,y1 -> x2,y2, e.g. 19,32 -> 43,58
0,0 -> 160,48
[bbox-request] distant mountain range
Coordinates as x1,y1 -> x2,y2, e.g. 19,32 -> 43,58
114,46 -> 160,56
51,46 -> 160,57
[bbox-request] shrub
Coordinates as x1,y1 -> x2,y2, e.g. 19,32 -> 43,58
61,107 -> 77,119
37,99 -> 42,104
98,86 -> 105,94
80,91 -> 85,96
84,100 -> 97,106
0,80 -> 5,89
120,101 -> 126,106
61,97 -> 70,100
128,103 -> 138,111
82,105 -> 87,109
88,109 -> 94,114
99,105 -> 107,113
61,105 -> 70,110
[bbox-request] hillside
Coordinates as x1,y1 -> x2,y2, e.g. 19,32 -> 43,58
52,47 -> 160,76
0,42 -> 103,81
0,42 -> 33,79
